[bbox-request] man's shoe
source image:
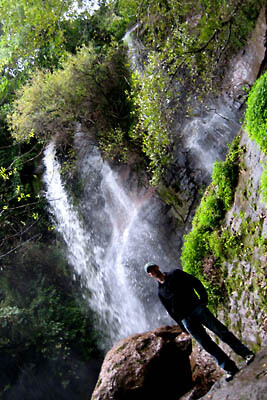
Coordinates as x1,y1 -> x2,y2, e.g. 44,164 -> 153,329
225,367 -> 239,382
245,353 -> 255,365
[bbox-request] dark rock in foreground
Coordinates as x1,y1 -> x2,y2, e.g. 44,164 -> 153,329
91,326 -> 265,400
91,326 -> 193,400
199,347 -> 267,400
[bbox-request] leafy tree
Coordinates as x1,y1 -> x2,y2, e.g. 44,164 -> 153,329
8,44 -> 135,158
0,0 -> 72,69
130,57 -> 173,185
0,2 -> 119,254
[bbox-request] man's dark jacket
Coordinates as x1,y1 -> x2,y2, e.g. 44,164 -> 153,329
158,269 -> 208,328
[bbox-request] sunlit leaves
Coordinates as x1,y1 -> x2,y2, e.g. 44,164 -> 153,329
8,43 -> 133,166
0,0 -> 72,67
131,52 -> 173,185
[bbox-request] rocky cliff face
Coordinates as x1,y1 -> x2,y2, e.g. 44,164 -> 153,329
216,128 -> 267,351
163,6 -> 266,232
200,347 -> 267,400
157,4 -> 267,355
110,5 -> 267,275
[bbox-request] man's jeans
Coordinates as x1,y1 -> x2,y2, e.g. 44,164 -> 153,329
182,304 -> 252,372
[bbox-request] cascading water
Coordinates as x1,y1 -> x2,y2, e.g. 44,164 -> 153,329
43,132 -> 180,349
123,24 -> 145,74
42,142 -> 108,329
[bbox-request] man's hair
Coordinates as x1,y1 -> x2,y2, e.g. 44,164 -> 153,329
144,262 -> 157,273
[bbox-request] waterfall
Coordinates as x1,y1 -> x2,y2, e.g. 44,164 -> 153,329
123,23 -> 146,74
43,136 -> 179,349
42,142 -> 109,336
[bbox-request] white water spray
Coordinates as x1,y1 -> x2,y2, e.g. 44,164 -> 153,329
43,143 -> 106,312
123,24 -> 145,74
43,141 -> 152,348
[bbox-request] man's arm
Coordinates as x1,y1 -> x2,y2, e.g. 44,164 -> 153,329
188,273 -> 208,305
175,269 -> 208,305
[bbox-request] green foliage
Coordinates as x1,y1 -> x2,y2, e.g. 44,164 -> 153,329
212,139 -> 242,209
245,71 -> 267,154
121,0 -> 262,184
130,0 -> 263,93
212,162 -> 235,209
0,0 -> 72,70
5,0 -> 262,187
260,163 -> 267,204
193,193 -> 225,231
8,44 -> 134,153
0,0 -> 104,71
0,1 -> 119,103
180,228 -> 208,279
131,54 -> 173,185
0,115 -> 47,258
0,243 -> 101,397
181,136 -> 241,304
92,0 -> 139,42
98,127 -> 129,162
244,71 -> 267,204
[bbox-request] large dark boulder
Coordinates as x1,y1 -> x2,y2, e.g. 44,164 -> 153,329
91,326 -> 193,400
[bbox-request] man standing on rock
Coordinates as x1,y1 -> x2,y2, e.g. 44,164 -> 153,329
144,262 -> 255,381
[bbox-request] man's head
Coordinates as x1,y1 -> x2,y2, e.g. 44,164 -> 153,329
144,262 -> 157,273
144,262 -> 162,279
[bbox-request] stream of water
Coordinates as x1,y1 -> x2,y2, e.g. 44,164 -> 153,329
43,137 -> 179,349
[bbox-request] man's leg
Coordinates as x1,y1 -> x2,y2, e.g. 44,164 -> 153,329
193,305 -> 253,359
182,315 -> 238,374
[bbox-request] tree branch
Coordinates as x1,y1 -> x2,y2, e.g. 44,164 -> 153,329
6,143 -> 40,171
0,220 -> 38,248
0,233 -> 42,259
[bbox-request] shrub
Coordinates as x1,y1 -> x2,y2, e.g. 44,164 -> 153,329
193,193 -> 225,230
8,44 -> 133,154
180,228 -> 209,279
131,57 -> 173,185
244,71 -> 267,204
244,71 -> 267,154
